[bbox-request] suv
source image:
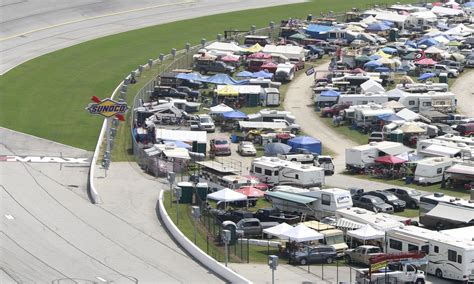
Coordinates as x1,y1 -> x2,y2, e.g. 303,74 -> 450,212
291,246 -> 337,265
423,64 -> 459,78
176,86 -> 200,100
352,195 -> 394,213
191,114 -> 215,132
313,42 -> 337,54
152,86 -> 187,99
345,245 -> 383,266
368,131 -> 385,143
384,188 -> 423,209
194,59 -> 235,74
438,60 -> 464,73
364,191 -> 406,212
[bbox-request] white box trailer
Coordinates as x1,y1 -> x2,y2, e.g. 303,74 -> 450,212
413,157 -> 453,185
250,157 -> 325,187
345,141 -> 413,170
337,93 -> 389,106
262,88 -> 280,107
398,91 -> 457,113
248,109 -> 295,123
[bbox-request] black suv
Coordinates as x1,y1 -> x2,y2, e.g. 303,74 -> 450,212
384,188 -> 423,209
194,59 -> 235,74
291,246 -> 337,265
152,86 -> 187,99
364,191 -> 406,212
352,195 -> 394,213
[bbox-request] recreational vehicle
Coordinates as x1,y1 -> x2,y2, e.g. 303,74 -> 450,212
274,63 -> 296,82
248,109 -> 296,123
386,226 -> 474,283
345,141 -> 412,170
335,207 -> 406,232
435,134 -> 474,146
337,93 -> 389,106
396,83 -> 449,93
417,138 -> 474,159
250,157 -> 325,187
413,157 -> 453,185
265,188 -> 352,220
354,107 -> 394,127
343,103 -> 384,122
397,92 -> 456,113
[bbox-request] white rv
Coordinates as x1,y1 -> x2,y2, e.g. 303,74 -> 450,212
262,88 -> 280,107
265,188 -> 352,220
413,157 -> 453,185
343,103 -> 384,122
345,141 -> 412,170
274,63 -> 296,82
250,157 -> 325,187
337,93 -> 389,106
417,138 -> 474,158
386,226 -> 474,283
354,107 -> 394,127
398,91 -> 456,113
435,134 -> 474,147
248,109 -> 295,123
335,207 -> 406,232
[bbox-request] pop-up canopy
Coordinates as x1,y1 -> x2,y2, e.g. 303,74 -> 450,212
263,223 -> 293,239
279,224 -> 324,242
206,188 -> 247,202
347,224 -> 385,240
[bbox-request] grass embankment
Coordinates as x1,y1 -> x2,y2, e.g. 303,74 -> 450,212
0,0 -> 415,150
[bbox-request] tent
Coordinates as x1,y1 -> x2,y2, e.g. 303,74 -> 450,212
382,100 -> 405,110
417,72 -> 436,81
176,72 -> 209,81
347,224 -> 385,241
163,140 -> 192,149
264,142 -> 292,156
289,33 -> 308,40
320,89 -> 340,97
248,52 -> 272,59
366,22 -> 391,32
397,108 -> 420,121
288,136 -> 322,154
205,74 -> 243,85
400,123 -> 425,134
381,47 -> 398,54
209,103 -> 234,114
263,223 -> 293,239
235,186 -> 265,198
222,110 -> 247,119
205,42 -> 245,53
305,24 -> 334,38
261,61 -> 278,69
252,70 -> 273,79
415,58 -> 437,65
375,155 -> 407,165
246,43 -> 263,53
207,188 -> 247,202
417,38 -> 438,47
236,71 -> 253,78
374,67 -> 390,73
221,55 -> 240,62
364,60 -> 383,68
464,1 -> 474,7
377,113 -> 405,123
216,85 -> 239,97
361,79 -> 385,94
279,224 -> 324,242
369,54 -> 381,60
375,50 -> 391,58
385,88 -> 410,100
355,55 -> 372,63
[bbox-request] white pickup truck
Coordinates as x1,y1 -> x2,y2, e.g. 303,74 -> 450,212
278,148 -> 315,163
355,263 -> 425,284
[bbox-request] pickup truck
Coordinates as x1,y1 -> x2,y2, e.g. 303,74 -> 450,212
344,245 -> 383,266
321,103 -> 351,117
209,137 -> 231,156
273,119 -> 300,134
223,218 -> 279,237
278,148 -> 315,163
254,208 -> 300,224
356,263 -> 426,284
190,114 -> 215,132
194,59 -> 235,74
314,155 -> 335,176
422,64 -> 459,78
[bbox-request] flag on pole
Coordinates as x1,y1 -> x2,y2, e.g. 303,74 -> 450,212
305,66 -> 315,76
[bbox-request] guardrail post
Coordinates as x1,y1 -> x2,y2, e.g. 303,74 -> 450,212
269,21 -> 275,38
171,48 -> 177,59
148,59 -> 153,68
250,25 -> 256,35
201,38 -> 206,47
159,53 -> 164,63
138,65 -> 144,75
185,43 -> 191,52
216,34 -> 222,42
307,14 -> 313,22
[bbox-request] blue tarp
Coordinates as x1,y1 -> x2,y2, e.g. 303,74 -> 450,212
236,71 -> 253,77
320,89 -> 341,97
405,40 -> 417,48
417,72 -> 436,81
252,70 -> 273,79
381,47 -> 397,54
176,72 -> 209,81
383,21 -> 395,27
264,143 -> 292,156
364,60 -> 383,68
306,24 -> 334,38
222,110 -> 247,119
164,140 -> 192,149
418,38 -> 438,47
377,113 -> 405,122
369,54 -> 381,60
367,22 -> 391,31
464,1 -> 474,7
287,136 -> 322,155
205,74 -> 247,85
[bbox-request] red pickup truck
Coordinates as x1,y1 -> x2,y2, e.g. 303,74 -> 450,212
321,102 -> 351,117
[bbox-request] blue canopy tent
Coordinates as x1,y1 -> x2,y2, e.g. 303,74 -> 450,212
222,110 -> 247,119
364,60 -> 383,68
377,113 -> 405,123
375,66 -> 390,73
252,70 -> 273,79
204,74 -> 247,85
369,54 -> 381,60
164,140 -> 192,149
418,38 -> 438,47
417,72 -> 436,81
464,1 -> 474,7
405,40 -> 417,48
305,24 -> 334,39
236,71 -> 253,78
320,89 -> 341,97
287,136 -> 322,155
264,143 -> 292,156
176,72 -> 209,81
366,22 -> 391,32
381,47 -> 397,54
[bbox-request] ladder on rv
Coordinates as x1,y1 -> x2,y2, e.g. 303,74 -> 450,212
300,213 -> 307,222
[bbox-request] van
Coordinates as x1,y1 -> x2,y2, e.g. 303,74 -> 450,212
244,35 -> 271,46
456,123 -> 474,136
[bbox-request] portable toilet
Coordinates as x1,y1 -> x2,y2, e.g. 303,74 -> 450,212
439,73 -> 448,84
390,129 -> 403,143
246,93 -> 259,107
389,28 -> 399,42
195,183 -> 209,201
192,141 -> 207,154
176,182 -> 194,203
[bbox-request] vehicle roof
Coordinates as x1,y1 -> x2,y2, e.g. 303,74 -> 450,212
265,191 -> 317,205
355,245 -> 380,249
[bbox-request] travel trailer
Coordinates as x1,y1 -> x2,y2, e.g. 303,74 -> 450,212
386,226 -> 474,283
274,63 -> 296,82
335,207 -> 407,232
413,157 -> 453,185
419,193 -> 474,230
435,133 -> 474,146
345,141 -> 412,170
248,109 -> 296,123
337,93 -> 389,106
354,107 -> 394,127
265,188 -> 352,220
250,157 -> 325,187
261,88 -> 280,107
397,91 -> 456,113
417,138 -> 474,159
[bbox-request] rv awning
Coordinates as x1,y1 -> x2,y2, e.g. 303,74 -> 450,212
265,191 -> 317,205
446,164 -> 474,176
422,145 -> 461,157
238,121 -> 287,129
426,203 -> 474,224
377,144 -> 412,156
336,218 -> 364,230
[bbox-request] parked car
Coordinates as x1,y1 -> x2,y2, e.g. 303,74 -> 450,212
291,245 -> 337,265
345,245 -> 383,266
312,42 -> 337,54
191,114 -> 215,132
466,55 -> 474,68
289,57 -> 305,71
223,218 -> 278,237
321,102 -> 351,117
209,137 -> 231,156
176,86 -> 200,100
431,123 -> 460,136
194,58 -> 235,74
456,122 -> 474,136
422,64 -> 459,78
237,141 -> 257,156
278,148 -> 315,163
152,86 -> 187,99
368,131 -> 385,143
438,60 -> 464,73
254,208 -> 300,224
352,194 -> 394,213
372,34 -> 387,45
364,191 -> 406,212
384,188 -> 423,209
350,39 -> 368,48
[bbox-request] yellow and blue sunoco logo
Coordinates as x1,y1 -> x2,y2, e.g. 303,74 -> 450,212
86,98 -> 129,118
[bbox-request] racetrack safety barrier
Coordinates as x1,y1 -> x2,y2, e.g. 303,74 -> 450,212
158,190 -> 252,284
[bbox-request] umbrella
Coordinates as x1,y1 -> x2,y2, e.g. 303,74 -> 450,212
236,71 -> 253,77
235,186 -> 265,198
263,223 -> 293,239
374,155 -> 407,165
415,58 -> 437,65
207,188 -> 247,202
264,143 -> 292,156
381,47 -> 397,54
417,73 -> 436,81
222,110 -> 247,119
279,224 -> 324,242
163,140 -> 192,149
364,60 -> 383,68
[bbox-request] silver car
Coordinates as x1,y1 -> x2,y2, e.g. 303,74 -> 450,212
237,141 -> 257,156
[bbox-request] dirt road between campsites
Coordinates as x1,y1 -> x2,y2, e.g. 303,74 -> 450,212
450,69 -> 474,117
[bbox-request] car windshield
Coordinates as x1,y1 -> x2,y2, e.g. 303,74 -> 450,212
215,140 -> 228,145
325,235 -> 344,245
371,196 -> 385,205
385,193 -> 398,201
200,117 -> 211,123
408,190 -> 421,196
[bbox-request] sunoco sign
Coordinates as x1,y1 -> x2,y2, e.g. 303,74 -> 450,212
86,97 -> 128,119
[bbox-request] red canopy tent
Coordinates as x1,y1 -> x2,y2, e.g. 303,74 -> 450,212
248,52 -> 272,59
235,186 -> 265,198
415,58 -> 437,65
221,55 -> 239,62
260,61 -> 278,73
374,155 -> 407,165
351,68 -> 366,74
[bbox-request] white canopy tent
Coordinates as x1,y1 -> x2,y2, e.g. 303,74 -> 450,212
206,188 -> 247,202
209,103 -> 234,114
396,108 -> 419,121
347,224 -> 385,241
279,224 -> 324,242
205,42 -> 245,53
361,79 -> 385,94
263,223 -> 293,239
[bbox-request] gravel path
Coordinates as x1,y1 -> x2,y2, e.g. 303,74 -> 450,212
450,69 -> 474,117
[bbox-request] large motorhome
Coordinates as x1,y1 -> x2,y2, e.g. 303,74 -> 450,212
337,93 -> 389,107
419,192 -> 474,230
345,141 -> 413,170
397,91 -> 456,113
250,157 -> 325,187
248,109 -> 296,124
354,107 -> 394,127
335,207 -> 407,232
265,188 -> 352,220
417,138 -> 474,159
413,157 -> 453,185
386,226 -> 474,283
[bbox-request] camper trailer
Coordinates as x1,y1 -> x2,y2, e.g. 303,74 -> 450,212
435,134 -> 474,146
250,157 -> 325,187
345,141 -> 412,170
265,188 -> 352,220
413,157 -> 453,185
386,226 -> 474,283
354,107 -> 394,127
397,92 -> 457,113
262,88 -> 280,107
274,63 -> 296,82
335,207 -> 407,232
248,109 -> 296,123
337,94 -> 389,106
417,138 -> 474,159
419,193 -> 474,230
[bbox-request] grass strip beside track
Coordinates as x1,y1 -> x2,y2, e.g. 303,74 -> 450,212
0,0 -> 414,150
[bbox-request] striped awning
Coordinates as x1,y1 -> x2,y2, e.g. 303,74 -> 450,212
336,218 -> 364,230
